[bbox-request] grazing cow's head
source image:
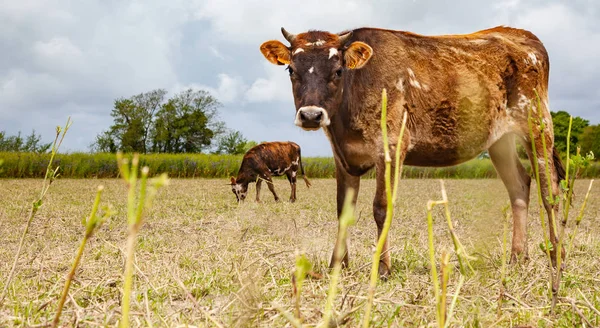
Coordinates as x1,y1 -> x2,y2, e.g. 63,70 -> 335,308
259,28 -> 373,131
229,177 -> 248,202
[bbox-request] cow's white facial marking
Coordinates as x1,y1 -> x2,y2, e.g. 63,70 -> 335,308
308,66 -> 314,74
328,48 -> 338,59
305,39 -> 326,47
233,184 -> 242,192
293,48 -> 305,55
407,68 -> 422,89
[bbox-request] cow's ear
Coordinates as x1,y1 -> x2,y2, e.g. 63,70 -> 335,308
344,41 -> 373,69
230,177 -> 236,185
260,40 -> 291,65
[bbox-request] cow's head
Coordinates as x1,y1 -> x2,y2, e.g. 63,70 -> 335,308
259,28 -> 373,131
229,177 -> 248,202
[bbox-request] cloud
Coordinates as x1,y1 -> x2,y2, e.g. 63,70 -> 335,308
1,0 -> 599,156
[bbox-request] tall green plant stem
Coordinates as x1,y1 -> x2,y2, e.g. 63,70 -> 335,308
0,117 -> 72,305
362,89 -> 408,328
52,186 -> 110,328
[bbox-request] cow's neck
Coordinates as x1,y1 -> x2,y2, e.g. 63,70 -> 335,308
325,112 -> 376,177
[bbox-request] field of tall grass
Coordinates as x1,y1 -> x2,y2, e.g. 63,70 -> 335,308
2,151 -> 599,179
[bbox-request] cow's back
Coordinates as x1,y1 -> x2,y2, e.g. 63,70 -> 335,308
342,26 -> 549,166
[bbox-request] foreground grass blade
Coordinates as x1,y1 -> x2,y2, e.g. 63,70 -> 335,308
0,117 -> 72,305
320,188 -> 356,328
118,153 -> 169,328
362,89 -> 408,328
51,186 -> 113,328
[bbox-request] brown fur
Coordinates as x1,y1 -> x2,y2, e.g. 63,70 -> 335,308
260,25 -> 565,275
229,141 -> 310,203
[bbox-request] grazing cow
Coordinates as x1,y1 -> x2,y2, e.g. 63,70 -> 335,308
230,141 -> 311,203
259,26 -> 565,277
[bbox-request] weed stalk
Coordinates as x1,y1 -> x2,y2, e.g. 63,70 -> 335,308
361,89 -> 408,328
0,117 -> 72,305
118,152 -> 168,328
51,186 -> 113,328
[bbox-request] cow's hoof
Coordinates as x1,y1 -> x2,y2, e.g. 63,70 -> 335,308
509,252 -> 529,264
289,198 -> 296,203
378,263 -> 391,280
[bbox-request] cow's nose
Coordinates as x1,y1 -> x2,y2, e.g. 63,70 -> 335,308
299,110 -> 322,123
296,106 -> 328,130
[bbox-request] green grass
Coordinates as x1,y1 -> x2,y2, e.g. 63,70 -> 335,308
1,178 -> 599,327
2,151 -> 599,179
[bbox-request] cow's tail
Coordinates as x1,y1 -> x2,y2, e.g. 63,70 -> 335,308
299,147 -> 312,188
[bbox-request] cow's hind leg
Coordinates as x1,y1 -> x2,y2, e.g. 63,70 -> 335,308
264,175 -> 280,202
488,133 -> 532,262
256,179 -> 262,202
286,171 -> 297,202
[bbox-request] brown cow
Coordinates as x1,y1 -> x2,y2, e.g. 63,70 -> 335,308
230,141 -> 311,203
259,26 -> 565,277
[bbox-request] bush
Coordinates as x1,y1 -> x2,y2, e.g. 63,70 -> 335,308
1,152 -> 598,179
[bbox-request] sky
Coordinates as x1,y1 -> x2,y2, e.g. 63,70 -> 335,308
1,0 -> 599,156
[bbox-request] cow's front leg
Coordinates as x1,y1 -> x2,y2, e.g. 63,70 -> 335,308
255,179 -> 263,202
329,159 -> 360,269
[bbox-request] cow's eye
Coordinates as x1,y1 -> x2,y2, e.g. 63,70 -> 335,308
287,66 -> 294,76
335,69 -> 343,77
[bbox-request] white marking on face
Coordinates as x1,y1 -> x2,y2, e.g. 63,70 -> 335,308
328,48 -> 338,59
293,48 -> 304,55
295,106 -> 331,130
308,66 -> 314,74
234,184 -> 243,192
305,39 -> 326,47
528,52 -> 538,65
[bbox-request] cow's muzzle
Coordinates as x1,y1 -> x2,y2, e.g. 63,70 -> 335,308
294,106 -> 330,131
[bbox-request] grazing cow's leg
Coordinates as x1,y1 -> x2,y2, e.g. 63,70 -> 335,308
488,134 -> 532,262
256,179 -> 263,202
264,175 -> 280,202
286,171 -> 297,202
329,158 -> 360,269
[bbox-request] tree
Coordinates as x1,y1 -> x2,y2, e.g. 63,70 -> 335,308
92,88 -> 224,154
580,124 -> 600,160
551,111 -> 589,155
0,130 -> 51,153
151,89 -> 223,153
214,130 -> 250,155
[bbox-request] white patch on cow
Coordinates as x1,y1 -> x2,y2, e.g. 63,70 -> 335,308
469,39 -> 488,45
284,164 -> 291,172
293,48 -> 304,55
396,77 -> 404,93
292,156 -> 299,165
517,94 -> 533,112
422,83 -> 430,92
295,106 -> 331,130
292,171 -> 297,178
528,52 -> 538,65
305,39 -> 325,47
234,184 -> 243,192
407,68 -> 422,89
328,48 -> 338,59
308,66 -> 314,74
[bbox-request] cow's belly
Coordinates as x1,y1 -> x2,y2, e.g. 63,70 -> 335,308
403,139 -> 487,167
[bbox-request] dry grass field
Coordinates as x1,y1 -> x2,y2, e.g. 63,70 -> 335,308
1,178 -> 599,327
